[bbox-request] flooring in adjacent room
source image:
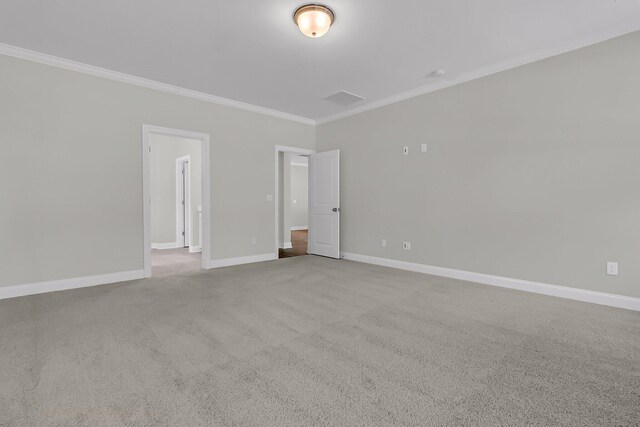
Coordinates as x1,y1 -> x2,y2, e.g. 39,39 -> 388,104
279,229 -> 308,258
152,247 -> 201,276
1,256 -> 639,426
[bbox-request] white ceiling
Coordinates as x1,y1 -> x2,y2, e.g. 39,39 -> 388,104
1,0 -> 639,122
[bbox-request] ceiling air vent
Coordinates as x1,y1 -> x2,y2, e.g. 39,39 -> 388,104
323,90 -> 365,106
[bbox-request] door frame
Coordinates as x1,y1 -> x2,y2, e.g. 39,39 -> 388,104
175,155 -> 191,248
274,145 -> 314,258
142,125 -> 211,277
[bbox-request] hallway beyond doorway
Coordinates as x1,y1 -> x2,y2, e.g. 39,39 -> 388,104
279,230 -> 308,258
152,248 -> 201,276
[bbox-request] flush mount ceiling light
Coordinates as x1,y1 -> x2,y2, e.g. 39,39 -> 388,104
294,4 -> 335,38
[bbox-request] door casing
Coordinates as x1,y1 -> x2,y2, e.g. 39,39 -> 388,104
176,155 -> 191,248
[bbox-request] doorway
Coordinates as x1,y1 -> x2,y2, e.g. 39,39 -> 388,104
275,146 -> 313,259
274,146 -> 341,260
142,125 -> 211,277
279,154 -> 310,258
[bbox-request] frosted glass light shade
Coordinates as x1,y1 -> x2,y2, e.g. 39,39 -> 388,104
294,5 -> 334,38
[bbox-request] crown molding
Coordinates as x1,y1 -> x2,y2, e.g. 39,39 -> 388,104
316,20 -> 640,125
0,43 -> 316,126
2,19 -> 640,128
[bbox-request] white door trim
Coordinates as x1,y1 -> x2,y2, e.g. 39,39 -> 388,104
142,125 -> 211,277
175,155 -> 191,248
274,145 -> 314,258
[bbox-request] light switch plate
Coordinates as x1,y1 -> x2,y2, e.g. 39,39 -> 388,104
402,241 -> 411,250
421,143 -> 427,152
266,194 -> 273,202
403,146 -> 409,155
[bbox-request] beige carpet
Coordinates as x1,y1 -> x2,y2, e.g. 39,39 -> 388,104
1,256 -> 638,426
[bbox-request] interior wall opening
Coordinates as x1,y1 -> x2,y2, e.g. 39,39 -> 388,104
278,153 -> 309,258
149,133 -> 203,275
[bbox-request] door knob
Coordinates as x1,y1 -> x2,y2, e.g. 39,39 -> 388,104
332,207 -> 340,212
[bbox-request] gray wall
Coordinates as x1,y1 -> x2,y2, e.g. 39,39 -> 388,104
316,32 -> 640,298
0,54 -> 314,287
150,134 -> 202,246
290,157 -> 308,229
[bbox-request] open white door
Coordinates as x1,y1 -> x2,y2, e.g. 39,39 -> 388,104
308,150 -> 340,258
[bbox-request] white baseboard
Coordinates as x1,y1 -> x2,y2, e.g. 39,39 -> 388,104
206,253 -> 277,269
189,245 -> 202,253
152,242 -> 180,250
341,252 -> 640,312
291,226 -> 308,231
0,270 -> 145,300
282,242 -> 293,249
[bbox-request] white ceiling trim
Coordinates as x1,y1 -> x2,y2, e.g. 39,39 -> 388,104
1,18 -> 639,128
0,42 -> 316,126
316,19 -> 640,125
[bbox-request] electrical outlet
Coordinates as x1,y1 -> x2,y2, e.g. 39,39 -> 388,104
421,143 -> 427,152
607,262 -> 618,276
403,146 -> 409,155
251,237 -> 257,245
381,239 -> 387,248
402,241 -> 411,250
266,194 -> 273,202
